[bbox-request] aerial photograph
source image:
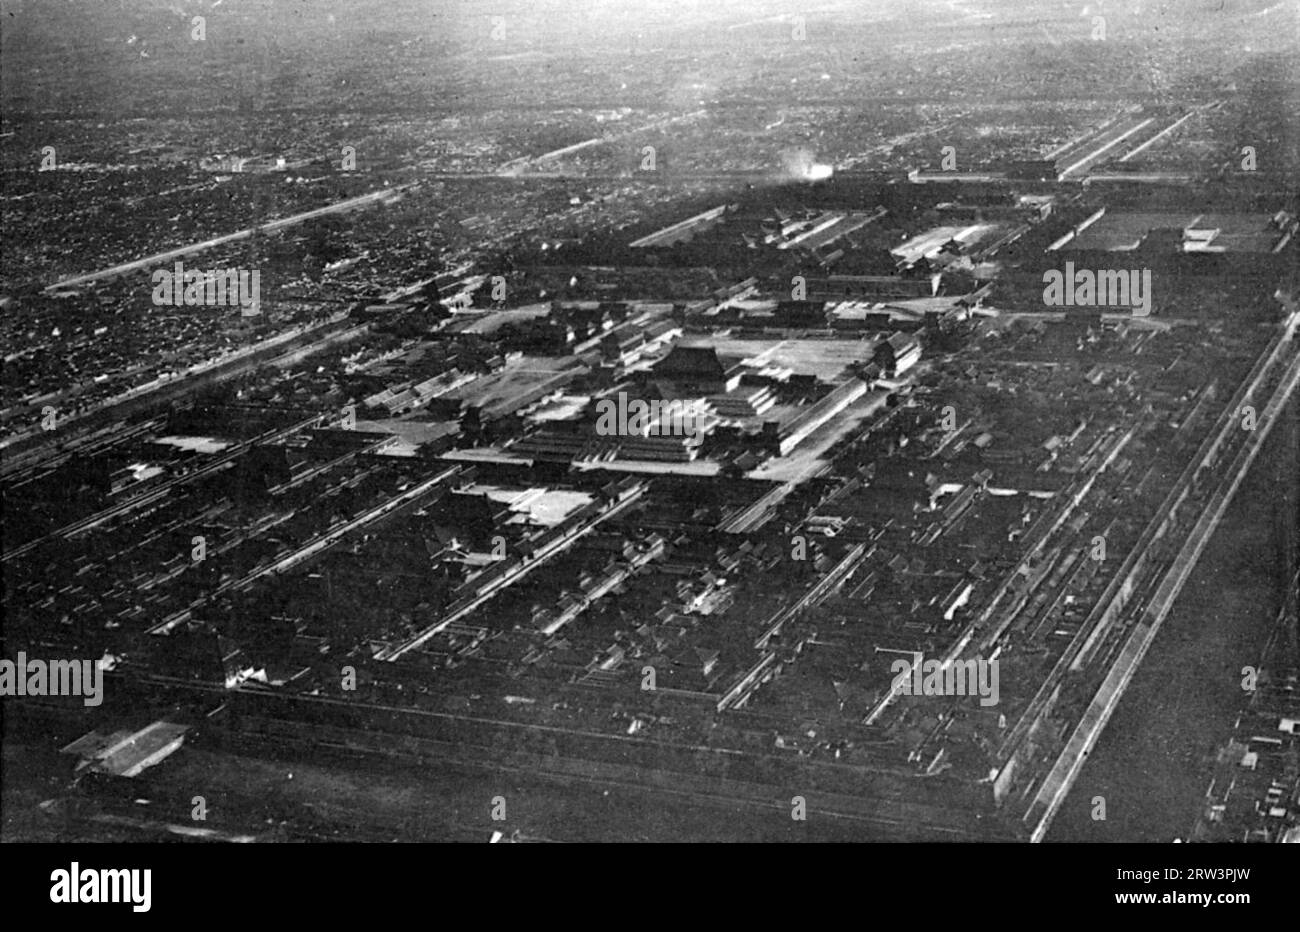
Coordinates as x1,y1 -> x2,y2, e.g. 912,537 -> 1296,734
0,0 -> 1296,886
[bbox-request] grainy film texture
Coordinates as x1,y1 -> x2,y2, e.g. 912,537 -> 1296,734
1,0 -> 1297,846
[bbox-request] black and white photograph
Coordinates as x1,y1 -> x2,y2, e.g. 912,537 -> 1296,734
0,0 -> 1296,906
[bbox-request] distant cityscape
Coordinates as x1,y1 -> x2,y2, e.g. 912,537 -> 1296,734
1,0 -> 1297,846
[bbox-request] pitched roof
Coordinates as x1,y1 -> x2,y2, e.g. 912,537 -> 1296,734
652,344 -> 726,380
